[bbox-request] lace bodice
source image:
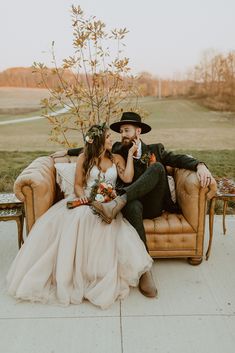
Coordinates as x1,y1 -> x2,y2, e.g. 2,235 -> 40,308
85,164 -> 118,197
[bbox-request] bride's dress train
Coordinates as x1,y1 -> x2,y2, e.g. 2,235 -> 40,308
6,164 -> 153,309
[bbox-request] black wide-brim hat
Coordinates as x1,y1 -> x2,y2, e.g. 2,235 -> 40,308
110,112 -> 151,134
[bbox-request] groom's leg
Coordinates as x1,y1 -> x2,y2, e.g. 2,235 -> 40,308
91,162 -> 171,231
121,199 -> 158,298
123,162 -> 167,217
141,176 -> 167,219
121,200 -> 147,249
121,164 -> 167,248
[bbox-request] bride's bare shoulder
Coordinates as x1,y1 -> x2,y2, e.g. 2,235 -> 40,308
76,152 -> 85,165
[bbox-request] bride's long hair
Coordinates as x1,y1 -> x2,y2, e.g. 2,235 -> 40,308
82,124 -> 113,186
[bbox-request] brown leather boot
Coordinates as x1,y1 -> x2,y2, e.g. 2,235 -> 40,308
139,271 -> 158,298
91,195 -> 127,224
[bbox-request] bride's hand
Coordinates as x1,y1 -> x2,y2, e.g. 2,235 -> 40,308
77,196 -> 89,204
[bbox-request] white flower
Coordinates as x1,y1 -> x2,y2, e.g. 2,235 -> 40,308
95,194 -> 105,202
85,135 -> 93,144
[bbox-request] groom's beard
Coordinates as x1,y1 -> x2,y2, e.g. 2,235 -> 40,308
121,134 -> 137,150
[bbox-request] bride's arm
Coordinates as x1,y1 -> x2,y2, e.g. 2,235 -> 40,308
113,151 -> 135,183
74,153 -> 88,202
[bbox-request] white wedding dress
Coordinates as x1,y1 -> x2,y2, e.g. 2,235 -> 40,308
7,164 -> 153,309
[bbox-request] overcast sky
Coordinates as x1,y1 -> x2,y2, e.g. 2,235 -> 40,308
0,0 -> 235,78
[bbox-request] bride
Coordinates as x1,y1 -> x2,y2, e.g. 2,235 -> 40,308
6,123 -> 153,309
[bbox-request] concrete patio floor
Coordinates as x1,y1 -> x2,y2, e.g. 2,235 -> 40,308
0,215 -> 234,353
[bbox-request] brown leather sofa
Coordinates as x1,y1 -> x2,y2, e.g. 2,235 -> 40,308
14,152 -> 217,265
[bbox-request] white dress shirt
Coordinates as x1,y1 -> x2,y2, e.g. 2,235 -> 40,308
133,141 -> 142,160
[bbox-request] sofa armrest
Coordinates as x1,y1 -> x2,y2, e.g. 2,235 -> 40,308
14,156 -> 56,233
206,176 -> 217,200
174,169 -> 208,232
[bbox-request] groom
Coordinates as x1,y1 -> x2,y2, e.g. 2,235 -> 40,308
68,112 -> 212,298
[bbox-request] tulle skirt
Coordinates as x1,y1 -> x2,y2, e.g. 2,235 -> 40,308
6,198 -> 152,309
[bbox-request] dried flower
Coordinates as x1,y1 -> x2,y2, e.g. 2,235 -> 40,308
85,135 -> 94,144
85,123 -> 107,144
216,177 -> 235,195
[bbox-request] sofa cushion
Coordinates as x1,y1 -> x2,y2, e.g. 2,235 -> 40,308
55,163 -> 77,197
144,212 -> 194,234
147,232 -> 197,253
167,175 -> 176,203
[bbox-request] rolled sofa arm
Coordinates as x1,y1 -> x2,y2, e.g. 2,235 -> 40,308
14,156 -> 56,233
206,176 -> 217,200
174,169 -> 206,232
174,168 -> 217,231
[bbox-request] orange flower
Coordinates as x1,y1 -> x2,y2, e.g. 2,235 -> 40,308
149,153 -> 156,165
104,195 -> 111,202
99,184 -> 105,191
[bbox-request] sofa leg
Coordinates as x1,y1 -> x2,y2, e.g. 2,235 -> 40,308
187,257 -> 203,266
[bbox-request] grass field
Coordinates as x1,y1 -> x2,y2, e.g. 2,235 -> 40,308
0,88 -> 234,198
0,91 -> 234,151
0,87 -> 49,121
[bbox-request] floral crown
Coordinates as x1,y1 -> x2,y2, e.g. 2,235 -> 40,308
85,123 -> 108,144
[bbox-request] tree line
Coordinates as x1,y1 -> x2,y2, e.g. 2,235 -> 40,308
188,50 -> 235,110
1,50 -> 235,111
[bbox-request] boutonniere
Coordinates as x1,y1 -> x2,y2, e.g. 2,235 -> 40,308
140,152 -> 156,166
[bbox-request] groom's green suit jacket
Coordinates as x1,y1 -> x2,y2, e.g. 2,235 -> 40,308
111,141 -> 199,182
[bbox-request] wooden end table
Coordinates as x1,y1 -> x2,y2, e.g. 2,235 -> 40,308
0,193 -> 24,248
206,192 -> 235,260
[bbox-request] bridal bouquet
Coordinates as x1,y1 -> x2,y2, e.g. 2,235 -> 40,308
67,179 -> 117,209
90,180 -> 117,203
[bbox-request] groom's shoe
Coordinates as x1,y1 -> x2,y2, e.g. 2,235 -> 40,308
91,195 -> 127,224
139,271 -> 158,298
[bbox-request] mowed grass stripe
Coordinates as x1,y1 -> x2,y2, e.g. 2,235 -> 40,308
0,150 -> 234,193
0,98 -> 234,150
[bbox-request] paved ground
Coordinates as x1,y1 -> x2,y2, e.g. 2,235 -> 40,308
0,215 -> 234,353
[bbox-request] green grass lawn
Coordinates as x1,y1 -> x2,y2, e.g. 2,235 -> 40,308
176,150 -> 235,179
0,149 -> 234,193
0,151 -> 50,192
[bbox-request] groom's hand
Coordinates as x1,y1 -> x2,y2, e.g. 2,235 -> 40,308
196,163 -> 212,188
128,139 -> 138,157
